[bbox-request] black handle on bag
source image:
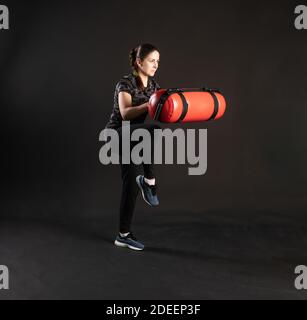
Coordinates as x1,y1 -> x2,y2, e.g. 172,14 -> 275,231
153,87 -> 222,121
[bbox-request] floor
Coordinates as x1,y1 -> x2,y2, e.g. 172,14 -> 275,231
0,210 -> 307,300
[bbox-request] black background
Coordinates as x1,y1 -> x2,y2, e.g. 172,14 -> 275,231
1,0 -> 307,300
2,0 -> 306,221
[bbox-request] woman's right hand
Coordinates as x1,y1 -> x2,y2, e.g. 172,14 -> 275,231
119,92 -> 151,120
144,102 -> 150,111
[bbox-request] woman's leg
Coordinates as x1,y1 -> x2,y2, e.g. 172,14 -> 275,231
145,123 -> 161,179
119,162 -> 142,233
117,123 -> 161,233
117,125 -> 142,234
130,123 -> 161,207
130,123 -> 161,180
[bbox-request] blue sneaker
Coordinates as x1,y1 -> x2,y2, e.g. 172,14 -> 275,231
114,232 -> 145,251
136,175 -> 159,206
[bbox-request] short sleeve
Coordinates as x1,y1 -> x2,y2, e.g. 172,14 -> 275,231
116,79 -> 133,95
153,79 -> 161,91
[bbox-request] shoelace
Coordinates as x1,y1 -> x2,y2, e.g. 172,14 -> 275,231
128,232 -> 138,241
149,184 -> 158,196
143,180 -> 158,196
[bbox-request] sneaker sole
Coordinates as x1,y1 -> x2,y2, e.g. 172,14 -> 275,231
114,240 -> 144,251
136,176 -> 157,207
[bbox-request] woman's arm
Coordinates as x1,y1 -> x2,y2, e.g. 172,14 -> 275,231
118,91 -> 149,121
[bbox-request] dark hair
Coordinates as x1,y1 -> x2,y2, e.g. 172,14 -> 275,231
129,43 -> 159,90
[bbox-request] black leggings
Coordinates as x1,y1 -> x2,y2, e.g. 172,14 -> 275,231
116,123 -> 161,233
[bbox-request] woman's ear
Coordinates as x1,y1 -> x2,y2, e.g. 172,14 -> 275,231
136,57 -> 142,68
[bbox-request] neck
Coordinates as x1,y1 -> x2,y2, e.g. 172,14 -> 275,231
136,71 -> 149,88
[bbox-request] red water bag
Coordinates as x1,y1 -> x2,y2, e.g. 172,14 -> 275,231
148,88 -> 227,123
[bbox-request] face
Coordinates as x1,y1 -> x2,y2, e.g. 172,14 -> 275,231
137,50 -> 160,77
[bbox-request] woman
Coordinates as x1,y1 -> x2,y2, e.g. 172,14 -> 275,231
105,43 -> 162,251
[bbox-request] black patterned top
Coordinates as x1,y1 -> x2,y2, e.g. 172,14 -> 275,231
105,73 -> 161,129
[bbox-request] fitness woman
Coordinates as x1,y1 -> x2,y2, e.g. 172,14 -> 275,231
105,43 -> 161,251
